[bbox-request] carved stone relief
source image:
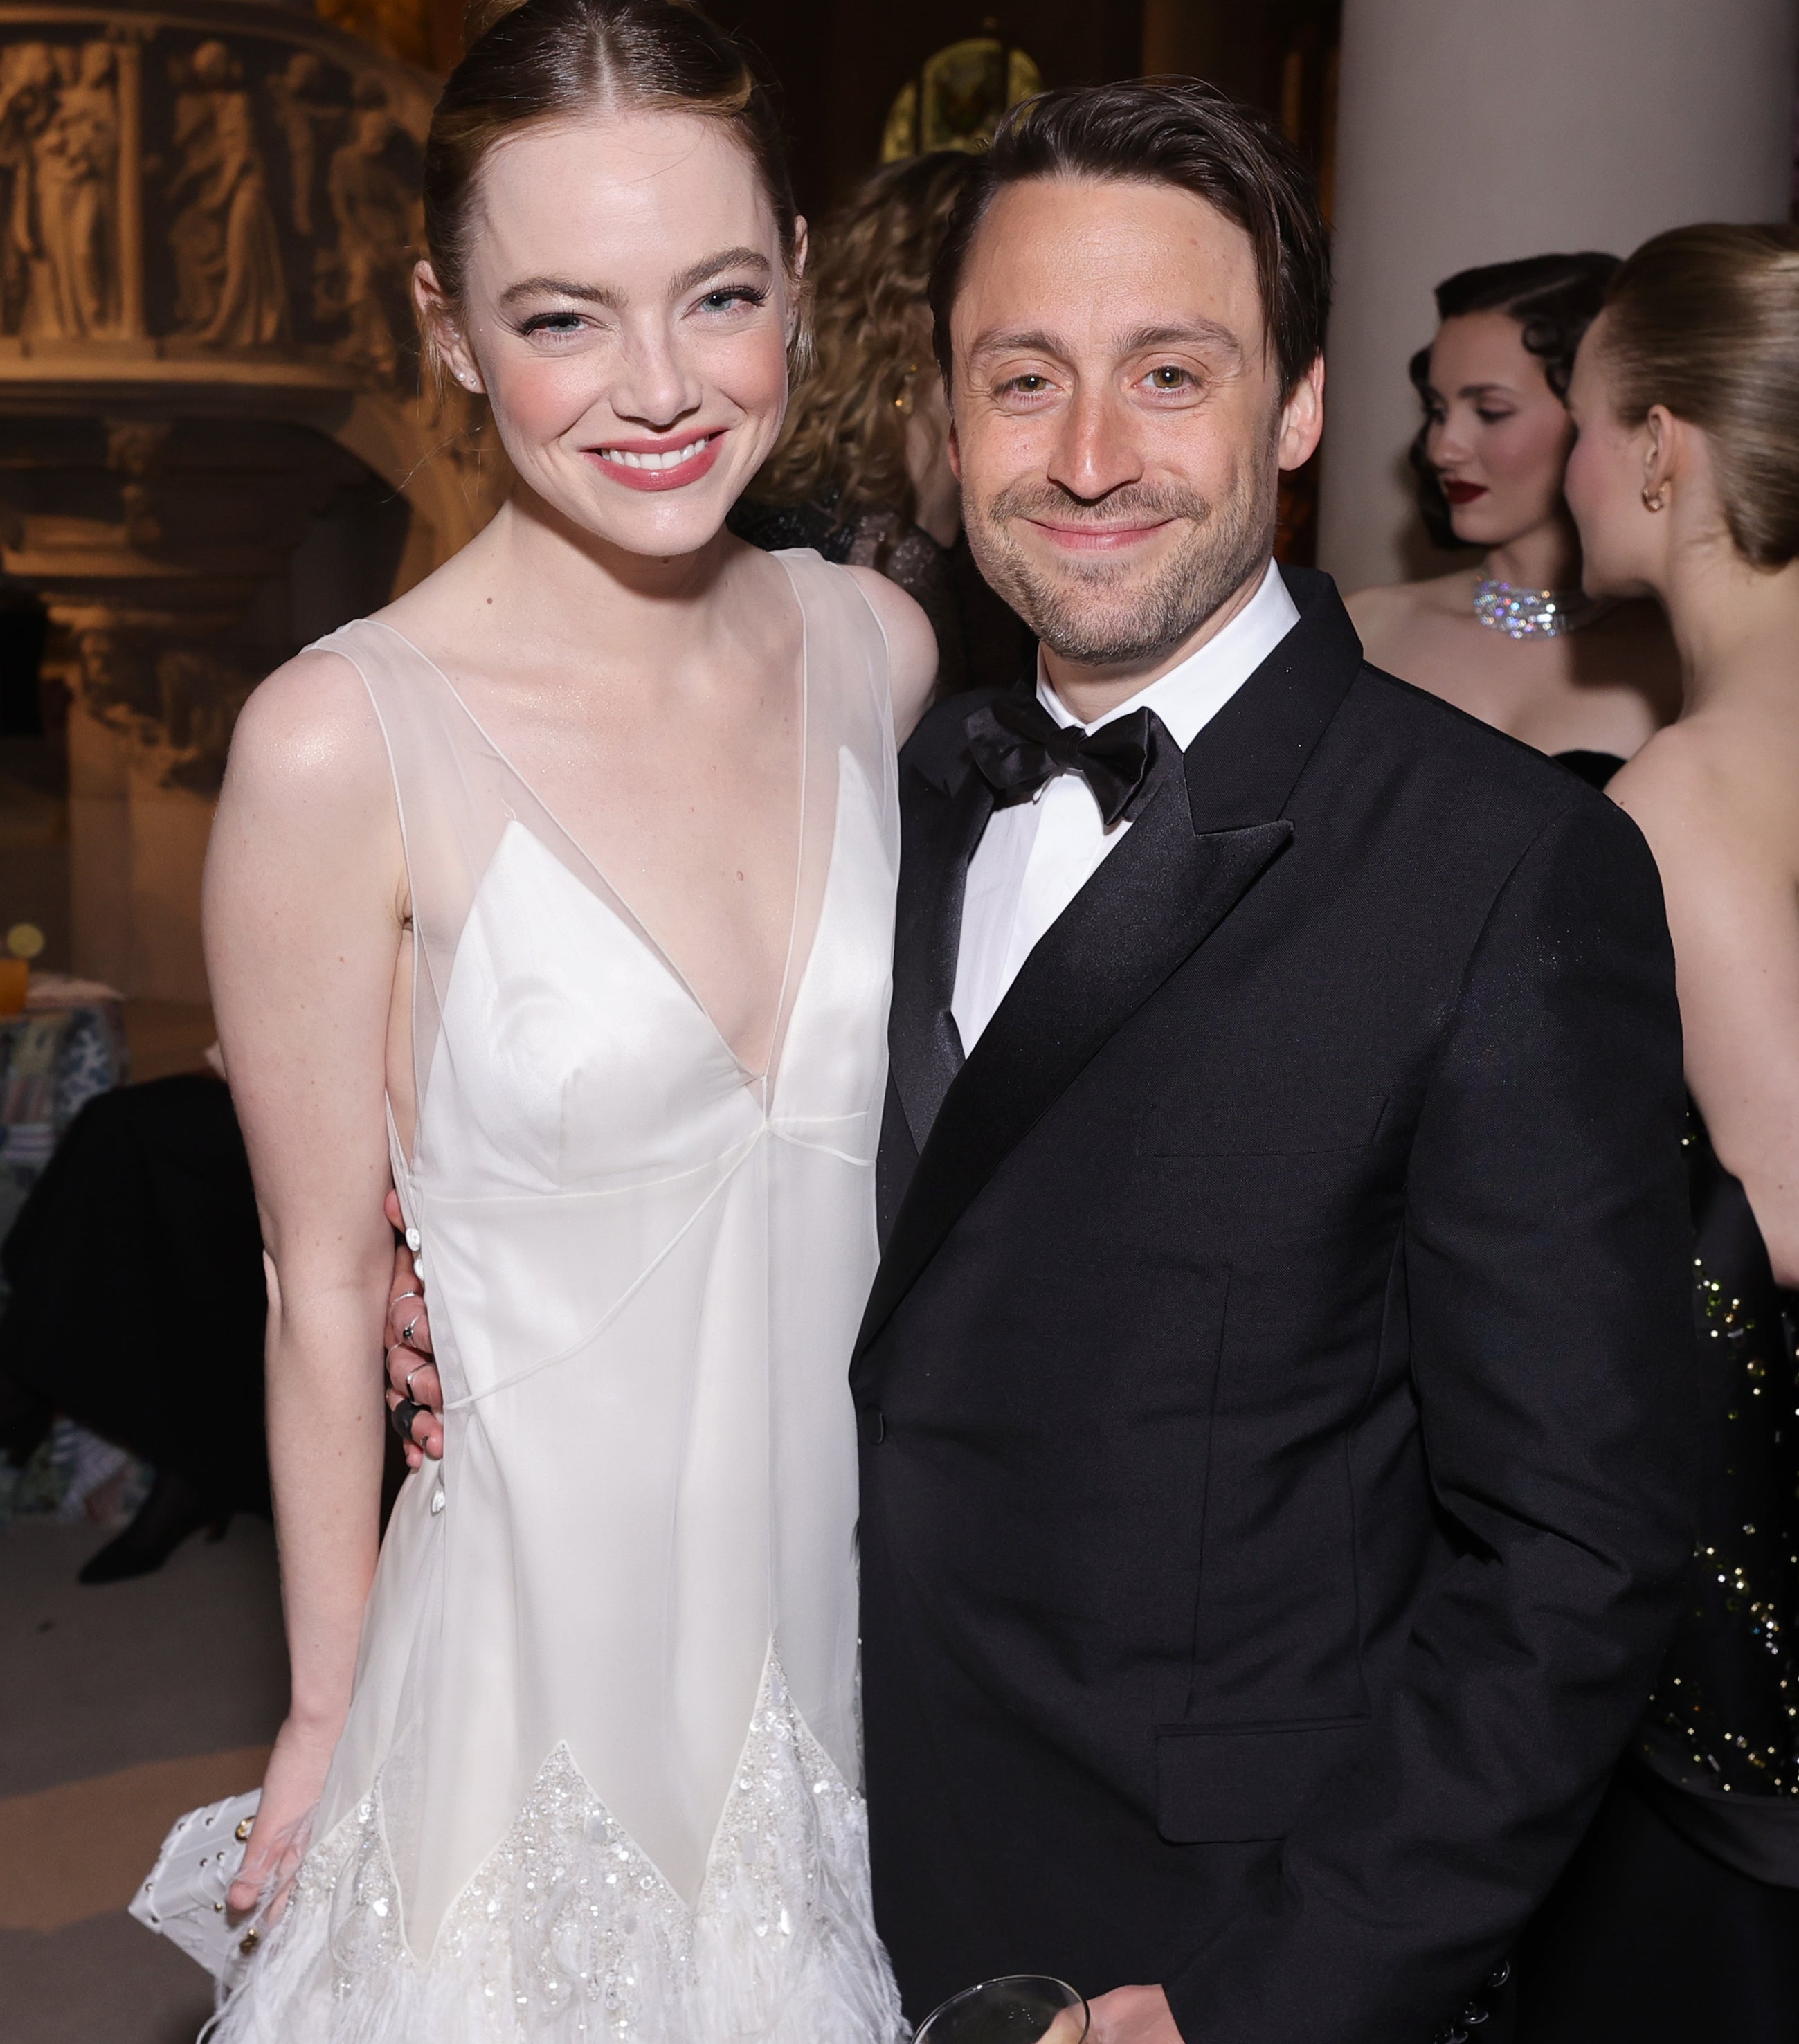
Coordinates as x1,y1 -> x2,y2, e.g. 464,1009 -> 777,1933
315,81 -> 420,382
1,15 -> 428,379
0,3 -> 485,995
1,37 -> 124,340
165,39 -> 288,346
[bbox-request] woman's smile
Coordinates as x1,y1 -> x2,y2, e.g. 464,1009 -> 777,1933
584,426 -> 727,491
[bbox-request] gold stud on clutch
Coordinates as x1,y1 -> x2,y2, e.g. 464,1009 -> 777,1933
235,1818 -> 253,1841
239,1929 -> 260,1955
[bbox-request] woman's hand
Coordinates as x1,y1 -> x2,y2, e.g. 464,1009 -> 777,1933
382,1189 -> 442,1466
227,1711 -> 338,1917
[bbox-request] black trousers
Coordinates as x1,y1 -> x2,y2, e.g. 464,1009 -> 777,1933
1517,1764 -> 1799,2044
0,1074 -> 269,1512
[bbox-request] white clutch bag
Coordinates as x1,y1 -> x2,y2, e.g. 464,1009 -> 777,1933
129,1788 -> 266,1989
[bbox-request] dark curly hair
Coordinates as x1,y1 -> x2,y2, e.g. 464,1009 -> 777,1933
1408,251 -> 1619,548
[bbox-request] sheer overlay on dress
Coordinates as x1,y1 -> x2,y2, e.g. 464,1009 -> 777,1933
211,552 -> 903,2043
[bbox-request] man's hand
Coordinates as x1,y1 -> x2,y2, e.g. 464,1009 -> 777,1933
382,1188 -> 442,1467
1085,1985 -> 1182,2044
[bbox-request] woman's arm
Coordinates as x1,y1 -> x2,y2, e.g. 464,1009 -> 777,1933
1613,730 -> 1799,1285
204,650 -> 405,1908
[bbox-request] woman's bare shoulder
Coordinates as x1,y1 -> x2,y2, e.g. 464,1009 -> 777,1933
224,645 -> 392,815
1349,572 -> 1472,625
840,563 -> 937,741
1345,570 -> 1475,673
1610,712 -> 1799,874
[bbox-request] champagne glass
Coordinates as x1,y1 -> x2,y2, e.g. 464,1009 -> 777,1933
914,1974 -> 1088,2044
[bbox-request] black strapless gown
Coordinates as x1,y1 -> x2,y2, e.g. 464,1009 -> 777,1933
1519,746 -> 1799,2037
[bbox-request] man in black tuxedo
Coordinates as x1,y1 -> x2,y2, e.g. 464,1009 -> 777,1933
853,81 -> 1696,2044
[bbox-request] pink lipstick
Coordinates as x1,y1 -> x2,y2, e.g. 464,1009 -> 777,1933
586,428 -> 725,493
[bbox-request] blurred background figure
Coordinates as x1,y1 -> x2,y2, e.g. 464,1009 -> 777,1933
730,150 -> 1033,698
0,1066 -> 271,1582
1348,253 -> 1681,786
1517,222 -> 1799,2043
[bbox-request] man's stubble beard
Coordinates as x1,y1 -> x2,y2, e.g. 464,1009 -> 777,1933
962,442 -> 1280,671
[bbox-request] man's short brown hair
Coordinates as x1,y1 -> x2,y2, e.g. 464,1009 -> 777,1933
928,78 -> 1332,399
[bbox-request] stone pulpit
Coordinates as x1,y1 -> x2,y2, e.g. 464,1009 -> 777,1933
0,0 -> 490,999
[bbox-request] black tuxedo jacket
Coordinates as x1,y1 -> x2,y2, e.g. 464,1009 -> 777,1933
852,568 -> 1697,2044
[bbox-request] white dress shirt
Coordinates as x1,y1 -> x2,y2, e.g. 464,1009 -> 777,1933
950,559 -> 1300,1053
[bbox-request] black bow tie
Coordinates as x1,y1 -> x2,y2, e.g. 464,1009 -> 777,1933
964,695 -> 1168,829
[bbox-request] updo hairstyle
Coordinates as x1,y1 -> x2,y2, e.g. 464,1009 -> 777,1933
421,0 -> 800,370
1595,224 -> 1799,570
1409,251 -> 1619,548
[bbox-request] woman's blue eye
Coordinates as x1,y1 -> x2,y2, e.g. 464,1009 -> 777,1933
700,287 -> 766,312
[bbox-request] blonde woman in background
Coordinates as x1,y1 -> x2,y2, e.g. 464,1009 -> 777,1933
1519,223 -> 1799,2044
731,150 -> 1033,696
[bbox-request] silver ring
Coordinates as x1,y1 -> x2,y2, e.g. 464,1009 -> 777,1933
404,1364 -> 426,1400
400,1314 -> 422,1350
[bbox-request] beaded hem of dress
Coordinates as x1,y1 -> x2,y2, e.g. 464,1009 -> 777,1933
205,1651 -> 903,2042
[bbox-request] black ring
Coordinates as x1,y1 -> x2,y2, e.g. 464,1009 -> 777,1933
390,1398 -> 423,1444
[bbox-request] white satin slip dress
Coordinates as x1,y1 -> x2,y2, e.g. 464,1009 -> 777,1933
213,550 -> 904,2043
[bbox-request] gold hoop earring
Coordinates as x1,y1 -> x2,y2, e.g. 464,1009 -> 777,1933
1642,484 -> 1667,513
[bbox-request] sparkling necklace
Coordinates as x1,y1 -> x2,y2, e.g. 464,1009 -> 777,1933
1473,577 -> 1609,640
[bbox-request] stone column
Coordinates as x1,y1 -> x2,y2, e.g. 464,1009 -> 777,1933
1319,0 -> 1799,594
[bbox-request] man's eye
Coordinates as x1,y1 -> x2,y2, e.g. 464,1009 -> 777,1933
1147,365 -> 1192,390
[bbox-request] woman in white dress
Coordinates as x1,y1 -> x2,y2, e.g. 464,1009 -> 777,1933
201,1 -> 934,2035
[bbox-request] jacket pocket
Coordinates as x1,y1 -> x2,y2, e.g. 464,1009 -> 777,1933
1154,1716 -> 1368,1843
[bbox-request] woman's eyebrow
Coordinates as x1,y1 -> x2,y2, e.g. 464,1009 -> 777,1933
668,246 -> 772,296
495,248 -> 770,312
498,275 -> 622,309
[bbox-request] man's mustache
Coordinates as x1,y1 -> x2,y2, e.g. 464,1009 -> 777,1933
982,482 -> 1213,530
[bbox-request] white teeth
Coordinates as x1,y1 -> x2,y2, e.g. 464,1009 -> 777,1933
601,437 -> 712,471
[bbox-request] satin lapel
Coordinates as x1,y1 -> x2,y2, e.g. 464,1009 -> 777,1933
887,763 -> 993,1153
858,757 -> 1292,1358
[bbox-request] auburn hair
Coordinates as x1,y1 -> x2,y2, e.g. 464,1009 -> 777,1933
422,0 -> 799,354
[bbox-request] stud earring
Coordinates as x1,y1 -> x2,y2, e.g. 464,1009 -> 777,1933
1642,483 -> 1667,512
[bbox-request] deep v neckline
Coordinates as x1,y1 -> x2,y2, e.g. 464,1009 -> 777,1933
364,566 -> 820,1095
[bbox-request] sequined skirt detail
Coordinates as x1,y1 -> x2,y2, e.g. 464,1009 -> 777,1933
207,1654 -> 903,2043
1636,1116 -> 1799,1813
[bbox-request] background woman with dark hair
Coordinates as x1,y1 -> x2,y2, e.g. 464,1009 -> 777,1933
1518,222 -> 1799,2043
730,150 -> 1032,696
1349,253 -> 1679,786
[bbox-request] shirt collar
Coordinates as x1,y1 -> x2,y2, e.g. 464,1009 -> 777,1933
1036,557 -> 1301,750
